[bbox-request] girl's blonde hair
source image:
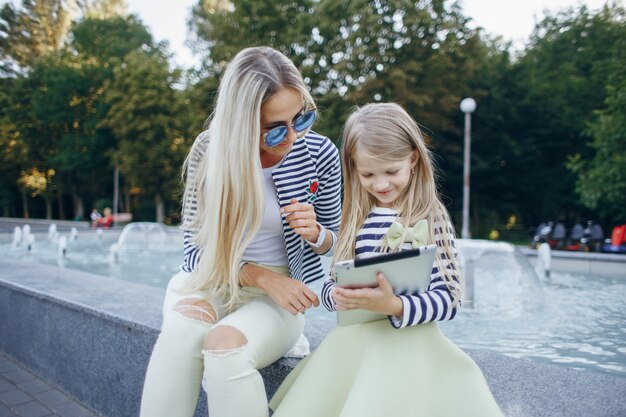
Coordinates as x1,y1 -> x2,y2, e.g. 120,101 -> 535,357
334,103 -> 463,305
181,46 -> 315,309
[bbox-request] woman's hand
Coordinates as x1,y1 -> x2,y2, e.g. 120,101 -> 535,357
241,263 -> 320,315
281,198 -> 319,242
332,273 -> 403,317
281,198 -> 332,253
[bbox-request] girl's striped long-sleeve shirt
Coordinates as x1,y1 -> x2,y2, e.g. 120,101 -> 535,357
321,207 -> 461,328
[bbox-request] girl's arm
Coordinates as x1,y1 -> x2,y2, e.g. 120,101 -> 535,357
321,276 -> 337,311
331,219 -> 461,328
388,266 -> 459,328
388,219 -> 460,329
332,272 -> 403,316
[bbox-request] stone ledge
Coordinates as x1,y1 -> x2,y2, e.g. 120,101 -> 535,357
1,259 -> 625,417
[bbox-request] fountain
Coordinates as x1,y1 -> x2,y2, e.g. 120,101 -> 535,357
455,239 -> 544,314
22,224 -> 31,241
48,223 -> 58,242
534,242 -> 551,278
0,225 -> 624,378
12,226 -> 22,249
114,222 -> 169,249
25,232 -> 35,252
58,235 -> 68,257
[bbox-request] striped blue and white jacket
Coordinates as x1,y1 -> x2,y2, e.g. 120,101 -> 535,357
181,131 -> 342,285
321,207 -> 461,328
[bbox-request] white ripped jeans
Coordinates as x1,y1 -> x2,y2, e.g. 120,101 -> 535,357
140,267 -> 304,417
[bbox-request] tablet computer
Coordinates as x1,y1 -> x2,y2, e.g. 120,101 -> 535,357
334,244 -> 437,326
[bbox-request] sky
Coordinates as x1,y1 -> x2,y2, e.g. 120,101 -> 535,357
126,0 -> 616,69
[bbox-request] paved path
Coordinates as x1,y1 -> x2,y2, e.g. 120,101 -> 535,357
0,352 -> 101,417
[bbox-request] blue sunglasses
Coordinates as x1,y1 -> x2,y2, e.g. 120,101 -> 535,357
263,110 -> 317,147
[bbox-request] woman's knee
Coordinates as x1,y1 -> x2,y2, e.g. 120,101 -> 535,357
203,326 -> 248,354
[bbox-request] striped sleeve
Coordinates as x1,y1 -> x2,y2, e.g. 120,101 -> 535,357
389,219 -> 461,328
311,136 -> 342,255
321,276 -> 337,311
180,131 -> 209,273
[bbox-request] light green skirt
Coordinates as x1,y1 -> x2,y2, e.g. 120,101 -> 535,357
270,320 -> 503,417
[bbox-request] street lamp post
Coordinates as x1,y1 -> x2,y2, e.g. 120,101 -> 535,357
460,97 -> 476,239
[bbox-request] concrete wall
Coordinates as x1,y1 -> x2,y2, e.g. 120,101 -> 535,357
1,259 -> 625,417
0,259 -> 168,417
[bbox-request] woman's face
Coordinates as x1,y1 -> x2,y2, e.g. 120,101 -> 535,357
259,87 -> 305,167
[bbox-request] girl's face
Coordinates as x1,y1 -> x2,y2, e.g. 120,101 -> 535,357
353,151 -> 418,208
259,87 -> 305,167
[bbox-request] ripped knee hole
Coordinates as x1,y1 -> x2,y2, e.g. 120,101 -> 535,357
203,325 -> 248,352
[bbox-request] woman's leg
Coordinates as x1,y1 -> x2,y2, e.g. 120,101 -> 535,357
140,272 -> 219,417
202,290 -> 304,417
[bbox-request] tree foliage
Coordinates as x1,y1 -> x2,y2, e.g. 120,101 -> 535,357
189,0 -> 315,70
102,49 -> 188,221
568,24 -> 626,222
1,0 -> 625,234
0,5 -> 190,221
0,0 -> 76,69
467,3 -> 626,231
71,14 -> 151,60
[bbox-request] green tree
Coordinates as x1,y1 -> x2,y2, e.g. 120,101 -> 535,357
102,49 -> 188,222
71,14 -> 151,61
465,43 -> 535,238
0,0 -> 76,69
80,0 -> 127,19
2,13 -> 159,219
6,52 -> 96,219
307,0 -> 488,228
188,0 -> 315,70
568,30 -> 626,222
0,78 -> 28,217
469,4 -> 626,232
70,14 -> 154,216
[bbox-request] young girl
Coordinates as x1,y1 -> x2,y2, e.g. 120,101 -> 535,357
270,103 -> 503,417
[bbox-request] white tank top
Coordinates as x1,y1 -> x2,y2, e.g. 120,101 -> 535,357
242,164 -> 289,266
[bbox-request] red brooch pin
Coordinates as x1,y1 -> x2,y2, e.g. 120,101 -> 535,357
306,180 -> 319,203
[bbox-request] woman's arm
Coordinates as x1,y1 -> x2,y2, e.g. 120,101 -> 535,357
181,230 -> 200,272
180,133 -> 209,273
240,263 -> 320,315
280,137 -> 342,255
309,137 -> 342,255
281,200 -> 334,254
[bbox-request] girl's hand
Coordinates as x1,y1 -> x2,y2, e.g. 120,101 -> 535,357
333,273 -> 403,317
241,263 -> 320,315
281,198 -> 319,243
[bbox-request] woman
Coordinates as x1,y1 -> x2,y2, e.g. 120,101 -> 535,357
139,46 -> 342,417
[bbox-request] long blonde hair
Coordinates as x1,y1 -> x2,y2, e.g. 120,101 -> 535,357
181,46 -> 315,309
334,103 -> 463,305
